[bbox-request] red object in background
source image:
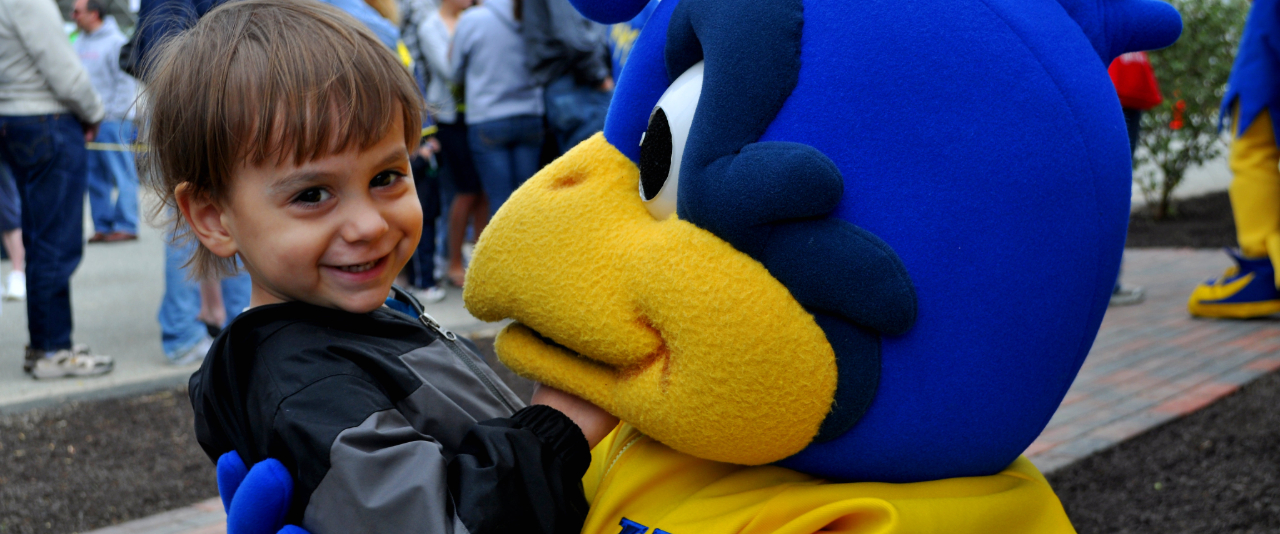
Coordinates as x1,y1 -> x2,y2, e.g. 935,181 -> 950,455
1109,52 -> 1163,111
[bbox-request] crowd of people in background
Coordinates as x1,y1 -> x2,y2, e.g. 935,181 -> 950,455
0,0 -> 659,379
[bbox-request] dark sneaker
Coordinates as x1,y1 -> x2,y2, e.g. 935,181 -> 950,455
28,346 -> 113,379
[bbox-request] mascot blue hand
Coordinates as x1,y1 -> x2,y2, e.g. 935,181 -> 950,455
216,451 -> 311,534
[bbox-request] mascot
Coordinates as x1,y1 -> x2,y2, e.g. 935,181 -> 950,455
1187,0 -> 1280,319
216,0 -> 1181,532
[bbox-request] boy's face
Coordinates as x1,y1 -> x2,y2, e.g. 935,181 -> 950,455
218,119 -> 422,313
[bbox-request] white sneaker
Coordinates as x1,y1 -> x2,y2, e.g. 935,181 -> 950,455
3,271 -> 24,301
29,346 -> 114,379
415,285 -> 447,304
171,336 -> 214,366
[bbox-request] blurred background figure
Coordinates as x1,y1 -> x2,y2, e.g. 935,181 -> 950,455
522,0 -> 612,156
1187,0 -> 1280,319
131,0 -> 253,365
0,162 -> 25,303
453,0 -> 544,217
0,0 -> 113,378
605,0 -> 657,81
421,0 -> 488,288
1108,51 -> 1162,306
75,0 -> 141,244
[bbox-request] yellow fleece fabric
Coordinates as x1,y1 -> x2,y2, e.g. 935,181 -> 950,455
581,424 -> 1078,534
1228,106 -> 1280,267
464,133 -> 838,466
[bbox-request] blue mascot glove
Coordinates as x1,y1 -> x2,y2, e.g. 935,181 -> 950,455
216,451 -> 311,534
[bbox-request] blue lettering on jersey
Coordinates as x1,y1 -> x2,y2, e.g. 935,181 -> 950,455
618,518 -> 649,534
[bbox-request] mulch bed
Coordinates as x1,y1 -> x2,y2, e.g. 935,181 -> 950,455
1050,368 -> 1280,533
1127,191 -> 1236,249
0,389 -> 215,534
0,193 -> 1267,533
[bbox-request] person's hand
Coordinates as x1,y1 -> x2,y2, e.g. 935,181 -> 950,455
82,122 -> 100,144
532,384 -> 619,448
416,137 -> 441,160
599,76 -> 615,92
217,451 -> 312,534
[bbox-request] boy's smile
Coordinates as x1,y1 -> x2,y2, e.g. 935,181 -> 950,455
203,118 -> 422,313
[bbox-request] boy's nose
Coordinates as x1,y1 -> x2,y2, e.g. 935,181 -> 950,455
339,201 -> 391,243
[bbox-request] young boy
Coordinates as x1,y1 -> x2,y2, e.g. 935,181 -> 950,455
138,1 -> 615,532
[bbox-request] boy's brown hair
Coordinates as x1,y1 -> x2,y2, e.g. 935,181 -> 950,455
140,0 -> 424,279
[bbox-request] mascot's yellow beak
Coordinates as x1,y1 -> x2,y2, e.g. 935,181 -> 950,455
464,134 -> 837,465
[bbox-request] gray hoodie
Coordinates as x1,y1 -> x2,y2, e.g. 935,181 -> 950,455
0,0 -> 104,123
74,17 -> 137,121
451,0 -> 543,125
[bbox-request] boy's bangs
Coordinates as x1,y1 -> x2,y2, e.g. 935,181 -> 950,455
223,11 -> 421,169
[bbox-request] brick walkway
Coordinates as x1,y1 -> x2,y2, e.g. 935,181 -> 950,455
1026,248 -> 1280,472
85,248 -> 1280,534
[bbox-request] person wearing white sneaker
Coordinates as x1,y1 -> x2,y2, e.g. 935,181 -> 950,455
1,162 -> 25,302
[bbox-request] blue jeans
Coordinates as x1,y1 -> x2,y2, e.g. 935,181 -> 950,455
469,115 -> 544,217
86,120 -> 139,234
0,114 -> 86,351
544,74 -> 612,154
159,238 -> 251,359
404,154 -> 439,289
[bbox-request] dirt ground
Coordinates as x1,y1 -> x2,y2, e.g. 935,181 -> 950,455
1050,368 -> 1280,534
0,389 -> 215,534
1127,191 -> 1236,249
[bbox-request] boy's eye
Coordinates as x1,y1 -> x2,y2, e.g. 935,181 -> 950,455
371,171 -> 405,188
293,187 -> 332,205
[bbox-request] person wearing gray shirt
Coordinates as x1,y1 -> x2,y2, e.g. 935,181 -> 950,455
451,0 -> 544,217
0,0 -> 114,379
73,0 -> 141,243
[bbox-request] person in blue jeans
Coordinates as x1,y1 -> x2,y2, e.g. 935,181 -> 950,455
0,0 -> 114,379
74,0 -> 141,243
160,238 -> 250,365
452,0 -> 545,217
522,0 -> 613,155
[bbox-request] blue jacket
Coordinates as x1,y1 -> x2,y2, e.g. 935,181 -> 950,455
1221,0 -> 1280,140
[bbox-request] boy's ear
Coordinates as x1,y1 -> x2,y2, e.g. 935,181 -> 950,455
175,182 -> 239,259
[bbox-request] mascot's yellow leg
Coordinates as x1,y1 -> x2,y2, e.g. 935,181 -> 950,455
1188,106 -> 1280,318
1228,108 -> 1280,261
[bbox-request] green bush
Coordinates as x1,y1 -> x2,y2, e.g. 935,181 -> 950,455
1136,0 -> 1250,220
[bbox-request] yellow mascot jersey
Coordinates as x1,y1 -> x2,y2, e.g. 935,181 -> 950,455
582,424 -> 1077,534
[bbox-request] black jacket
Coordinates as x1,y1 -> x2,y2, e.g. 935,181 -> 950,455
521,0 -> 611,87
190,302 -> 589,534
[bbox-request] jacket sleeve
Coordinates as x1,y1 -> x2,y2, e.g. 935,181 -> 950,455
277,376 -> 590,534
544,0 -> 611,86
449,17 -> 471,89
419,18 -> 453,85
11,0 -> 105,123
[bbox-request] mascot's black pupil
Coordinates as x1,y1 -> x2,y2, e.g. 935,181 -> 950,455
640,107 -> 673,201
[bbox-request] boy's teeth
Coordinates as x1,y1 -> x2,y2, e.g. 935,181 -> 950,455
339,260 -> 376,273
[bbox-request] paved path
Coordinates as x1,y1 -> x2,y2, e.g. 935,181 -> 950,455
76,247 -> 1280,534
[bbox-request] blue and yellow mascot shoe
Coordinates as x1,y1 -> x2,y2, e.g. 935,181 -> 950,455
1189,0 -> 1280,319
457,0 -> 1181,531
1188,248 -> 1280,318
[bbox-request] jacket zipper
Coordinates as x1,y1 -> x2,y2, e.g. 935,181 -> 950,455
417,311 -> 519,415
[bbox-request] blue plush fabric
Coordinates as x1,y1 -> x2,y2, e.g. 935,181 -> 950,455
569,0 -> 655,24
595,0 -> 1180,482
1221,0 -> 1280,139
222,454 -> 295,534
217,451 -> 250,514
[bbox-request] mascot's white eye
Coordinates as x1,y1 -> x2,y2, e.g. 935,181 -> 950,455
640,61 -> 704,220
